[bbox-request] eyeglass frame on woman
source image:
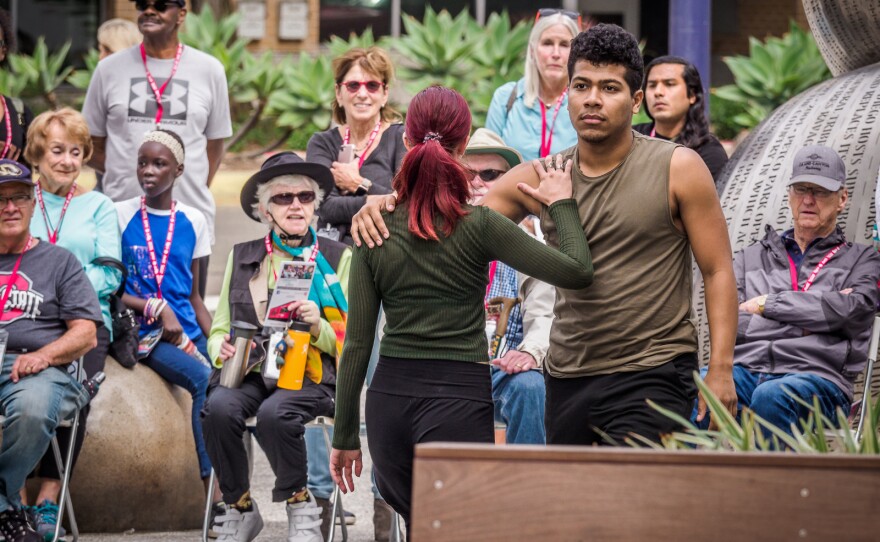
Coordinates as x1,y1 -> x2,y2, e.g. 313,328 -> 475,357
788,184 -> 838,199
338,80 -> 386,94
134,0 -> 179,13
0,193 -> 33,208
269,191 -> 317,206
466,169 -> 507,183
535,8 -> 583,29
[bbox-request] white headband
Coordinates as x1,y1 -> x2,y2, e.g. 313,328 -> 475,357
142,131 -> 185,165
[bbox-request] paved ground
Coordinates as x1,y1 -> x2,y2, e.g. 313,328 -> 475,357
78,166 -> 398,541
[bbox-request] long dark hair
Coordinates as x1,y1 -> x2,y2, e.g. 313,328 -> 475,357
392,86 -> 471,241
642,56 -> 712,149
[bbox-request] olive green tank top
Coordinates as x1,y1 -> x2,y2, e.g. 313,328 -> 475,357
539,131 -> 697,377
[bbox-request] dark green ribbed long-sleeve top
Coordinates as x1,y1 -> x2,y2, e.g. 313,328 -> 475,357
333,199 -> 593,449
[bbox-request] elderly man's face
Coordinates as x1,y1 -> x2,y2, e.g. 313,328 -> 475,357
0,183 -> 35,239
462,153 -> 510,204
788,182 -> 847,237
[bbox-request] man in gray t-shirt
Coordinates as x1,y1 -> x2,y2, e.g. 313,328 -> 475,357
82,0 -> 231,244
0,160 -> 101,540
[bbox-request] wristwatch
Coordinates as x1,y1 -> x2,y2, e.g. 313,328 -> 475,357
355,178 -> 373,196
757,295 -> 767,315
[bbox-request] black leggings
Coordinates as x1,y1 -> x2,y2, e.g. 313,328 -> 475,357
35,326 -> 111,480
365,356 -> 494,536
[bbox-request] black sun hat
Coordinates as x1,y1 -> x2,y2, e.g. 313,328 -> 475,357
240,152 -> 335,222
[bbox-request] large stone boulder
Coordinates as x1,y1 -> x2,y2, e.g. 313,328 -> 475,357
69,357 -> 205,532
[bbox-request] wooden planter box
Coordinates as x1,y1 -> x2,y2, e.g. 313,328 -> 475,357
411,443 -> 880,541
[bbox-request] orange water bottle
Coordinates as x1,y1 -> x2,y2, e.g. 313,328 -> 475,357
277,321 -> 311,390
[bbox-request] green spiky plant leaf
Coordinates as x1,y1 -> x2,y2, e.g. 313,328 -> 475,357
712,21 -> 832,130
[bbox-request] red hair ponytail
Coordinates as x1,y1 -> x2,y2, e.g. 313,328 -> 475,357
393,86 -> 472,241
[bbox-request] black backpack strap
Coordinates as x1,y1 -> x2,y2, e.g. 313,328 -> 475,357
92,256 -> 127,298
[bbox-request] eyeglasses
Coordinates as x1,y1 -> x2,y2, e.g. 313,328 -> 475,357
789,184 -> 836,199
269,191 -> 317,206
0,194 -> 33,208
467,169 -> 506,182
339,80 -> 385,94
535,8 -> 583,28
134,0 -> 179,13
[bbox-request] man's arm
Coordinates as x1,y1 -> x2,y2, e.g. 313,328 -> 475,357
671,147 -> 738,422
516,274 -> 554,367
206,138 -> 224,188
11,319 -> 97,382
88,136 -> 107,174
746,248 -> 880,338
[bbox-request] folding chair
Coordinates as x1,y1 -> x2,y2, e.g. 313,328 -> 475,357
853,315 -> 880,443
0,356 -> 85,542
201,416 -> 349,542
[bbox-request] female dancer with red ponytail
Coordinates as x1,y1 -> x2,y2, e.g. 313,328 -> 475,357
330,86 -> 593,534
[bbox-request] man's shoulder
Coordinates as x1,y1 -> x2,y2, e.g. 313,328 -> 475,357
27,242 -> 81,272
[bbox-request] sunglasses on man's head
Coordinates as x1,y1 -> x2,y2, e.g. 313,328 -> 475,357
339,80 -> 385,94
270,191 -> 317,206
535,8 -> 583,28
467,169 -> 506,182
134,0 -> 181,13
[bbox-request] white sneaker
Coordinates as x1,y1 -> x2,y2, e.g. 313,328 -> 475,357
286,492 -> 324,542
213,499 -> 264,542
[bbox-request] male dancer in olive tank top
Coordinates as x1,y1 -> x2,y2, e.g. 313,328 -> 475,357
351,24 -> 738,445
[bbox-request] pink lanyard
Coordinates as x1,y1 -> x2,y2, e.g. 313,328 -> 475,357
649,126 -> 656,137
35,182 -> 77,244
264,233 -> 319,282
343,120 -> 382,168
0,97 -> 11,159
140,197 -> 176,298
485,261 -> 498,308
140,43 -> 184,126
539,90 -> 567,158
786,244 -> 845,292
0,236 -> 31,316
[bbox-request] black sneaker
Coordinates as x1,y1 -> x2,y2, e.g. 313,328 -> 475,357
0,508 -> 42,542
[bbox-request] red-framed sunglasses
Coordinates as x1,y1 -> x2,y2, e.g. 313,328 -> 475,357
535,8 -> 583,30
338,80 -> 386,94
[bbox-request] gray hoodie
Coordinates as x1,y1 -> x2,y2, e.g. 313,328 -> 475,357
734,225 -> 880,400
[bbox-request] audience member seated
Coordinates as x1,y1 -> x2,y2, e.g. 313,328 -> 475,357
22,107 -> 121,540
0,160 -> 102,542
202,152 -> 350,542
695,145 -> 880,437
464,128 -> 555,444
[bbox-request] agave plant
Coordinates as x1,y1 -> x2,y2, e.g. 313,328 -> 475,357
224,52 -> 291,153
326,27 -> 384,59
713,21 -> 832,130
628,373 -> 880,454
261,53 -> 336,156
67,48 -> 101,90
7,37 -> 73,109
180,6 -> 251,99
391,7 -> 478,95
467,11 -> 530,126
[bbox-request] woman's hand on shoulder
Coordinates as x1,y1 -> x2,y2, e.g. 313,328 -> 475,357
350,193 -> 397,247
517,154 -> 573,206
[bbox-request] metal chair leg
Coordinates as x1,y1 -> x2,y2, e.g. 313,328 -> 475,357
855,316 -> 880,443
201,469 -> 216,542
316,417 -> 347,542
390,511 -> 402,542
52,406 -> 81,542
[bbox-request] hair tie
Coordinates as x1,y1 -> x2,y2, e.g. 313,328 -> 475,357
142,130 -> 185,164
423,132 -> 442,143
